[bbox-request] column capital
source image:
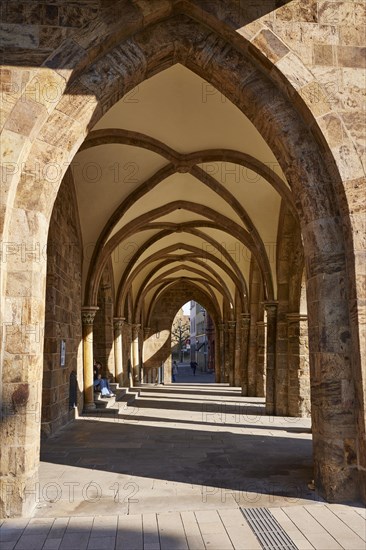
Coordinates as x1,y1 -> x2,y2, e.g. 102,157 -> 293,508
143,326 -> 151,336
263,301 -> 278,319
81,306 -> 99,325
240,313 -> 251,326
263,300 -> 278,310
132,323 -> 141,337
286,313 -> 308,323
218,323 -> 225,331
227,320 -> 236,332
113,317 -> 125,329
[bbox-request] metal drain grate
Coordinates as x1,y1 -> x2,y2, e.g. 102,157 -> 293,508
241,507 -> 298,550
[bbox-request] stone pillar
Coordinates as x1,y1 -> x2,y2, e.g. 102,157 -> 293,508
240,314 -> 251,396
131,323 -> 141,384
256,320 -> 266,397
215,325 -> 221,383
113,317 -> 125,386
287,314 -> 311,417
81,307 -> 99,410
227,321 -> 236,386
1,300 -> 45,517
124,322 -> 132,387
142,326 -> 151,382
264,302 -> 278,415
104,298 -> 115,378
247,316 -> 258,396
275,313 -> 289,416
234,314 -> 242,387
218,323 -> 226,382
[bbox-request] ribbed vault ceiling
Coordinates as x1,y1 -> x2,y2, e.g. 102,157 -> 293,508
73,64 -> 291,319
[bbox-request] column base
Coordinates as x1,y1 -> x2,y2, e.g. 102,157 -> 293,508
0,470 -> 38,518
83,402 -> 96,411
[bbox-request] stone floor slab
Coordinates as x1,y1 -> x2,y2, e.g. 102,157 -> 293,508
305,504 -> 365,550
282,505 -> 343,549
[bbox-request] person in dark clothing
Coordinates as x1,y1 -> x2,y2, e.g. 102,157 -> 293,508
190,361 -> 197,376
93,361 -> 115,397
172,361 -> 178,382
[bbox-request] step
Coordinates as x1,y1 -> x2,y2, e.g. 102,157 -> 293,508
116,388 -> 139,405
83,406 -> 119,417
94,394 -> 116,408
126,387 -> 141,396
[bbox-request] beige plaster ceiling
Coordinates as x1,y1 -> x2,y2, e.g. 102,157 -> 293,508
74,63 -> 290,316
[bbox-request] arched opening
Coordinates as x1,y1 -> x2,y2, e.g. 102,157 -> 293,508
1,3 -> 364,518
171,303 -> 190,365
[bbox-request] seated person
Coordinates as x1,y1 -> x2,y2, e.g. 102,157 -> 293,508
93,361 -> 115,397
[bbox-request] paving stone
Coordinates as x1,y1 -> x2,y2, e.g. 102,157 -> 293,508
67,517 -> 94,532
218,509 -> 262,550
116,514 -> 143,550
283,506 -> 343,549
157,512 -> 188,550
142,513 -> 160,548
326,504 -> 366,541
180,511 -> 205,550
86,537 -> 116,550
270,507 -> 315,549
14,533 -> 48,549
305,504 -> 366,550
59,531 -> 91,550
42,539 -> 63,550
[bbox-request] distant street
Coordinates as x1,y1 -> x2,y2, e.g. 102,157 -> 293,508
173,362 -> 215,384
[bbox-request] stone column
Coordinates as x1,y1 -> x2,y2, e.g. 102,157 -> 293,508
131,323 -> 141,384
124,322 -> 132,387
275,313 -> 290,416
142,326 -> 151,382
256,320 -> 266,397
113,317 -> 125,386
287,313 -> 311,417
81,307 -> 99,410
105,298 -> 115,378
247,316 -> 258,396
214,325 -> 221,383
240,314 -> 251,396
234,314 -> 242,387
227,321 -> 236,386
142,326 -> 149,383
218,323 -> 226,382
264,302 -> 278,415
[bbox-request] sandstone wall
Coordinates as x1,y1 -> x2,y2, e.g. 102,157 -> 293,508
42,171 -> 83,437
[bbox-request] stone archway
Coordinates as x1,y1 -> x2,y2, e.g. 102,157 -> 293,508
1,3 -> 365,516
143,280 -> 220,383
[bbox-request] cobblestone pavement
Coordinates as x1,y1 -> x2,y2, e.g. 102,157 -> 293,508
2,384 -> 364,549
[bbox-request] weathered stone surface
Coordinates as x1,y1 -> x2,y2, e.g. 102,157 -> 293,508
42,170 -> 83,437
337,46 -> 366,68
252,29 -> 289,63
0,23 -> 39,49
0,0 -> 365,517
